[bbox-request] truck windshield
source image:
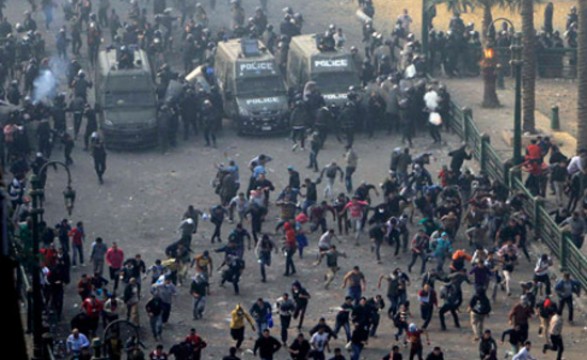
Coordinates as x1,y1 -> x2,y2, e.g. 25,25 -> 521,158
104,92 -> 155,108
312,72 -> 358,94
236,76 -> 284,97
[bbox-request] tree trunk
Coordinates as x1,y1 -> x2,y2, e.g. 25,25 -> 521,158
482,4 -> 493,46
521,0 -> 536,133
578,0 -> 587,150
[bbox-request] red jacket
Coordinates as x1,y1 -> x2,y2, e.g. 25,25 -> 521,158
525,144 -> 541,160
82,298 -> 103,318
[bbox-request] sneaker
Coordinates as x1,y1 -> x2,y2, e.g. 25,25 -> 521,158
292,143 -> 298,151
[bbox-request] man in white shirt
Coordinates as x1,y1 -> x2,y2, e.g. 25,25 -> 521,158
309,327 -> 330,360
315,229 -> 339,265
566,149 -> 586,175
512,341 -> 537,360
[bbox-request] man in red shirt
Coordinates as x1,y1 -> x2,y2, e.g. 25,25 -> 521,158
81,294 -> 103,335
106,242 -> 124,292
185,328 -> 207,360
68,221 -> 85,266
283,222 -> 297,276
341,197 -> 369,245
525,139 -> 542,162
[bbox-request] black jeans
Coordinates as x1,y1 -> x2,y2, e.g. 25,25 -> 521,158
337,213 -> 349,235
533,273 -> 551,295
438,303 -> 460,329
94,157 -> 106,181
429,124 -> 441,143
280,315 -> 291,343
204,128 -> 216,146
73,112 -> 83,137
230,327 -> 244,348
558,296 -> 574,321
211,221 -> 222,242
544,334 -> 564,360
420,303 -> 433,329
285,249 -> 296,276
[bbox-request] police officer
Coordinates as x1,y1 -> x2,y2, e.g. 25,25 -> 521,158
83,104 -> 98,151
69,96 -> 85,140
338,90 -> 359,148
91,133 -> 107,184
201,99 -> 218,147
51,93 -> 67,136
290,100 -> 310,151
72,70 -> 92,102
360,58 -> 375,86
180,88 -> 199,140
263,25 -> 277,53
314,105 -> 335,147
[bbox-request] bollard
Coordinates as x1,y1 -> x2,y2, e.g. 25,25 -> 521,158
551,105 -> 560,130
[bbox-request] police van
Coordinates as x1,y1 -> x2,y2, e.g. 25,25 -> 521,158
94,47 -> 158,149
286,34 -> 361,105
214,38 -> 289,135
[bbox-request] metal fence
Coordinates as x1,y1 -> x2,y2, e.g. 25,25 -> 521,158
445,99 -> 587,290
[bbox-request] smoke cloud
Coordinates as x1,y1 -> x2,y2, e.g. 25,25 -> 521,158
32,69 -> 57,104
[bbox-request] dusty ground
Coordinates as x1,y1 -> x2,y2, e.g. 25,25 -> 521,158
7,0 -> 586,359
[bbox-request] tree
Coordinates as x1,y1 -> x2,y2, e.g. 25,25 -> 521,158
578,0 -> 587,150
520,0 -> 537,133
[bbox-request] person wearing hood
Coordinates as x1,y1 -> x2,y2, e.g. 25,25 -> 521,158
230,303 -> 256,350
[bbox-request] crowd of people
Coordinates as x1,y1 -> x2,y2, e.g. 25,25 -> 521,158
2,1 -> 586,360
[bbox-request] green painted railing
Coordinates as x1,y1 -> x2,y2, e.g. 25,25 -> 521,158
444,98 -> 587,290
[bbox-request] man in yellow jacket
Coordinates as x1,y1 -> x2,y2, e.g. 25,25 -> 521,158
230,304 -> 256,350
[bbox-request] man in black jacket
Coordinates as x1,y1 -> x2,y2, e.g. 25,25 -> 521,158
254,329 -> 281,360
448,144 -> 472,175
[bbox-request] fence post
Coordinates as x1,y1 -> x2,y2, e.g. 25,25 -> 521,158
480,133 -> 490,174
462,107 -> 472,144
560,232 -> 568,272
509,166 -> 520,189
503,162 -> 512,187
551,105 -> 560,130
533,196 -> 544,241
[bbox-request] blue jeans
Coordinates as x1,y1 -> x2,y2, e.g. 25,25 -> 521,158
149,314 -> 162,338
72,243 -> 84,265
302,200 -> 316,214
255,320 -> 268,337
333,319 -> 351,342
351,343 -> 363,360
347,286 -> 362,305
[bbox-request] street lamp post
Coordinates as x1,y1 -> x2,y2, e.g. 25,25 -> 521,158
511,32 -> 523,165
481,43 -> 500,108
30,161 -> 75,360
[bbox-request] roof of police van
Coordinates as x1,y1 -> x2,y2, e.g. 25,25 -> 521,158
217,39 -> 275,62
97,48 -> 152,75
290,34 -> 351,57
